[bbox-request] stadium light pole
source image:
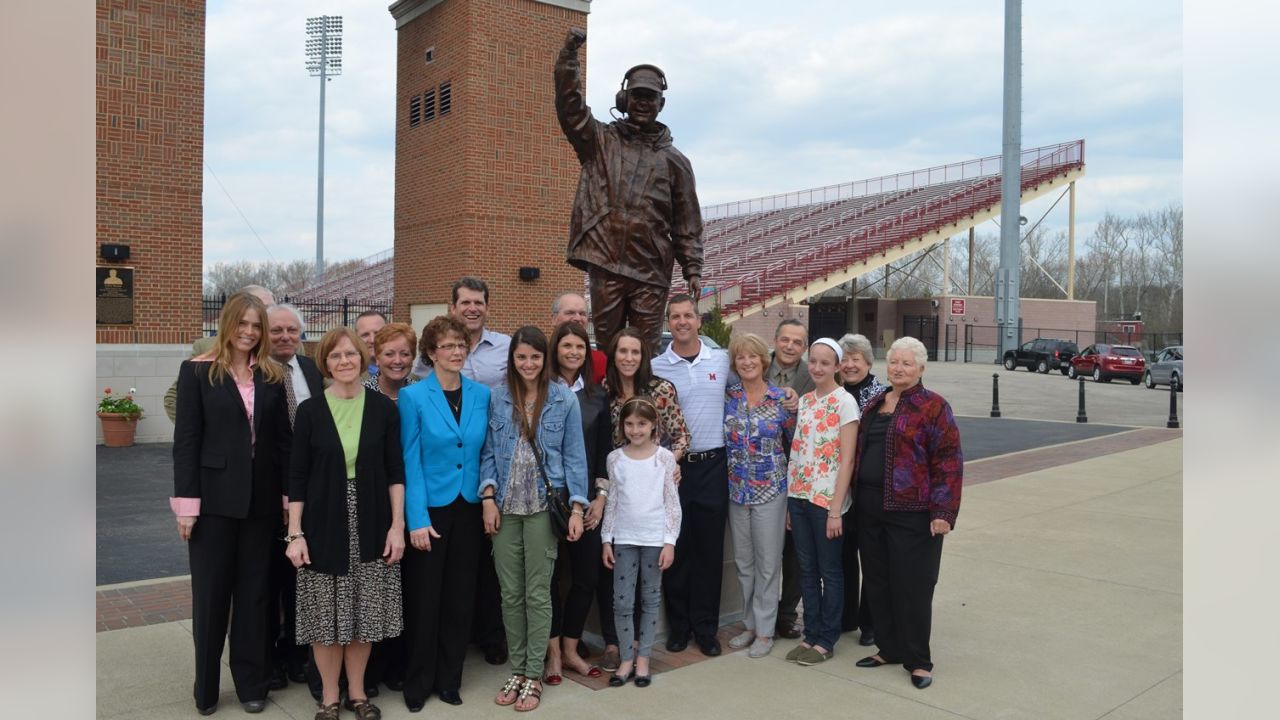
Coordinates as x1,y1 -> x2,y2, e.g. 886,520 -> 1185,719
995,0 -> 1022,360
306,15 -> 343,281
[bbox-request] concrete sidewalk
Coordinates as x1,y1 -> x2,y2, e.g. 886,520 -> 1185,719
97,436 -> 1181,719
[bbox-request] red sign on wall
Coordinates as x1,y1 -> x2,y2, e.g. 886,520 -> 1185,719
950,298 -> 966,316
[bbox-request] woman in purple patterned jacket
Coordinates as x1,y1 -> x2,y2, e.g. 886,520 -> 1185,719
852,336 -> 962,691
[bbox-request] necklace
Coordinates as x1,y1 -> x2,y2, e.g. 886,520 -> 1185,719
448,396 -> 462,415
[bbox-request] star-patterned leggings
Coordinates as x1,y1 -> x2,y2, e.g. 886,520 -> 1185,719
612,544 -> 663,661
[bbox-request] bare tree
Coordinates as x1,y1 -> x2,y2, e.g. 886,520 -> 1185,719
203,258 -> 374,299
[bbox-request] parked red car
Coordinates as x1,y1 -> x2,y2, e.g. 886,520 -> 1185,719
1068,344 -> 1146,384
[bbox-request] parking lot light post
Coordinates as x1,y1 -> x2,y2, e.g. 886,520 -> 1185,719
1076,377 -> 1088,423
1166,377 -> 1180,429
990,373 -> 1001,418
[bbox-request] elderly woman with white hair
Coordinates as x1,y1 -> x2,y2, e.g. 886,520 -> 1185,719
838,333 -> 888,410
852,336 -> 962,690
835,333 -> 887,647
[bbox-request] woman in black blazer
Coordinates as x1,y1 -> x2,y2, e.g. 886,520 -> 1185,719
286,327 -> 406,720
543,322 -> 612,682
172,292 -> 291,715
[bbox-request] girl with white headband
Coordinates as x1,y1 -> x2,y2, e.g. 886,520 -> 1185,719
783,337 -> 860,667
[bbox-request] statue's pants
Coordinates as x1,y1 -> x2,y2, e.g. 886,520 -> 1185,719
588,270 -> 669,353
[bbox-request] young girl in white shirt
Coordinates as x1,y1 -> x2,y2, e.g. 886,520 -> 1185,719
601,397 -> 681,688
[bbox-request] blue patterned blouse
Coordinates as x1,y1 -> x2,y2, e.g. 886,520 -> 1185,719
724,382 -> 796,505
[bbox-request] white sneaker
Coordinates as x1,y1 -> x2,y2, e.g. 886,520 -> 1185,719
728,630 -> 756,650
748,637 -> 775,658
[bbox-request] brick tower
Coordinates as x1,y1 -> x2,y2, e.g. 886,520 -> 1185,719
389,0 -> 591,333
95,0 -> 205,443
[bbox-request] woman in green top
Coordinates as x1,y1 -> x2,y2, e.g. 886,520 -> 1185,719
286,327 -> 407,720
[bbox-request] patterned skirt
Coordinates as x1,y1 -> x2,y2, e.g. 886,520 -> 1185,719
295,479 -> 403,645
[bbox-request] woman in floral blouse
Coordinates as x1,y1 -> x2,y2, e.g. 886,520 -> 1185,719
723,333 -> 795,659
785,338 -> 859,667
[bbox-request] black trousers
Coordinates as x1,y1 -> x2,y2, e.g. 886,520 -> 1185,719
777,530 -> 801,628
663,449 -> 729,640
841,510 -> 874,634
470,530 -> 507,652
550,522 -> 602,640
268,522 -> 305,672
188,513 -> 276,707
856,484 -> 943,672
402,497 -> 481,701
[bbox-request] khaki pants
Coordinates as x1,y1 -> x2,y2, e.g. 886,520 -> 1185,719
492,512 -> 558,677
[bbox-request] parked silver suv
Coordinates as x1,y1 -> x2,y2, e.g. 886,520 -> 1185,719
1143,345 -> 1183,390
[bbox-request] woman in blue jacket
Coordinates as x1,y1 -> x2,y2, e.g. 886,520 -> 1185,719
479,326 -> 589,712
397,315 -> 491,712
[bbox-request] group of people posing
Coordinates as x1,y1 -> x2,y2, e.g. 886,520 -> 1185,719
170,277 -> 963,719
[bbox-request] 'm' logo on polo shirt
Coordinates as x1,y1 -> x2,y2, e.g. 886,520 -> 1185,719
709,372 -> 717,381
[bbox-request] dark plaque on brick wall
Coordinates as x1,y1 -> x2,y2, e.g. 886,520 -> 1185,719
97,266 -> 135,325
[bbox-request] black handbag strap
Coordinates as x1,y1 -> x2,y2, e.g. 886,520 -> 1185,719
530,440 -> 563,507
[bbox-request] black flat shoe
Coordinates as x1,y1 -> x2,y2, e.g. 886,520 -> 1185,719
856,655 -> 888,668
483,646 -> 508,665
665,636 -> 689,653
197,704 -> 217,716
267,667 -> 289,690
634,674 -> 651,688
404,697 -> 425,713
608,670 -> 634,687
859,630 -> 876,647
912,674 -> 933,689
695,635 -> 722,657
242,699 -> 266,713
383,678 -> 405,692
438,690 -> 462,705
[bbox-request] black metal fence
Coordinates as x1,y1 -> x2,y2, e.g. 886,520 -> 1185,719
202,295 -> 393,339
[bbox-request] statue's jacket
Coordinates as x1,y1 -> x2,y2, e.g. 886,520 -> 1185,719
555,48 -> 703,289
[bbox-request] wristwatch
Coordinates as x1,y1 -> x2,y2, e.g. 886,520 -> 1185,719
284,532 -> 305,543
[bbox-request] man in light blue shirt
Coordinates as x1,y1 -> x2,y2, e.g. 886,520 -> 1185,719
651,293 -> 732,657
411,277 -> 512,389
450,277 -> 510,389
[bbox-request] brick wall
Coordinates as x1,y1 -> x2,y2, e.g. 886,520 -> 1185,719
728,302 -> 809,342
393,0 -> 588,333
96,0 -> 204,344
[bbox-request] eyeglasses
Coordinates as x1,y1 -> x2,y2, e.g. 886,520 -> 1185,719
435,342 -> 468,353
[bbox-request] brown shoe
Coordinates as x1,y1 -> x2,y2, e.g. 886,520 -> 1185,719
314,703 -> 340,720
495,675 -> 525,706
514,678 -> 542,712
348,699 -> 382,720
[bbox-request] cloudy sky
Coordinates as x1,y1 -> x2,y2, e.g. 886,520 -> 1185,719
202,0 -> 1181,266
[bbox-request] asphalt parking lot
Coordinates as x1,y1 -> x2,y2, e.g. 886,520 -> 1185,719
914,359 -> 1185,428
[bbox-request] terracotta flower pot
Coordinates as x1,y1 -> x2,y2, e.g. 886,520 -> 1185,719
98,412 -> 139,447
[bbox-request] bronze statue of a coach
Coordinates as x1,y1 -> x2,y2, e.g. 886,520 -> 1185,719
555,28 -> 704,352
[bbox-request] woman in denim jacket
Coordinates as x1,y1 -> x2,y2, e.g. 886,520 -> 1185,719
479,326 -> 590,712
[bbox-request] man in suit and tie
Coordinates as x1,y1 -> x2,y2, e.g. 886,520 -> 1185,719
265,303 -> 326,689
